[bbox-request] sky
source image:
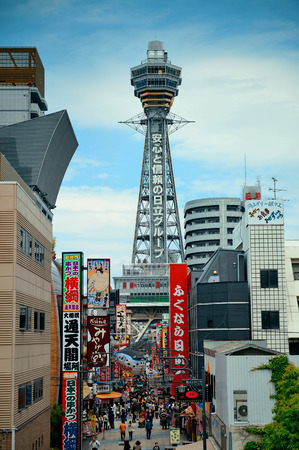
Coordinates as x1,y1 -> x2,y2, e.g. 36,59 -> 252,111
1,0 -> 299,282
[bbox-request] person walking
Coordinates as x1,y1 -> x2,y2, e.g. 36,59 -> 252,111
89,436 -> 100,449
146,409 -> 154,423
128,421 -> 134,441
124,440 -> 131,450
133,440 -> 142,450
103,412 -> 109,430
153,442 -> 160,450
109,409 -> 115,429
159,409 -> 167,430
121,405 -> 127,422
132,403 -> 137,423
145,419 -> 152,439
120,421 -> 126,441
98,415 -> 103,433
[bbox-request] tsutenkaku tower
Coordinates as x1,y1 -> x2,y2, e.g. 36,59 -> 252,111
127,41 -> 187,264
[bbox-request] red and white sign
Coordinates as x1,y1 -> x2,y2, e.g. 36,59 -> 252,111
169,264 -> 189,392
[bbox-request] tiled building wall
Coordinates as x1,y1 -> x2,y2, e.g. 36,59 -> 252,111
249,225 -> 288,353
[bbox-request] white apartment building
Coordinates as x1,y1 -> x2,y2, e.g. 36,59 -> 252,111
184,198 -> 243,270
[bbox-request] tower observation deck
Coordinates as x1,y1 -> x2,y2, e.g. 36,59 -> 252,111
129,41 -> 185,264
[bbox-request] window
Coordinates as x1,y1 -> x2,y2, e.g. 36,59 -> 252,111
227,205 -> 240,211
34,310 -> 45,331
227,239 -> 233,245
227,217 -> 240,223
260,269 -> 278,288
33,378 -> 43,403
34,241 -> 44,266
262,311 -> 280,329
18,382 -> 32,410
20,228 -> 32,258
19,306 -> 32,331
292,263 -> 299,280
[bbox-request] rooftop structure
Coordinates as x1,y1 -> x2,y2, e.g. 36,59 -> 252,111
0,47 -> 47,127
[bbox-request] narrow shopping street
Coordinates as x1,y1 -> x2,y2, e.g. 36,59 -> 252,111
83,414 -> 216,450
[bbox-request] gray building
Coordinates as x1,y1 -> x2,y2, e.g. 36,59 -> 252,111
188,248 -> 250,379
184,197 -> 243,270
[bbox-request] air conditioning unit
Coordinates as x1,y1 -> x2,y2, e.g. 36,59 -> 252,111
237,402 -> 248,421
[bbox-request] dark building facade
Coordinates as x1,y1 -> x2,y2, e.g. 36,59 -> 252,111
188,249 -> 250,378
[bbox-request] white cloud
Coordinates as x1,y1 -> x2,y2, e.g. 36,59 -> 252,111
53,186 -> 138,280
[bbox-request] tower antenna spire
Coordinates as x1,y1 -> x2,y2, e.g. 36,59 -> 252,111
269,177 -> 287,200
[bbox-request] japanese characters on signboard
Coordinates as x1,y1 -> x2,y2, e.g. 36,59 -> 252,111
62,252 -> 82,312
87,316 -> 110,366
62,372 -> 78,450
62,253 -> 82,450
116,305 -> 127,346
87,259 -> 110,308
113,346 -> 120,379
63,312 -> 81,372
62,253 -> 82,372
246,200 -> 284,225
169,264 -> 189,385
95,366 -> 111,382
151,132 -> 165,261
156,323 -> 162,350
243,185 -> 261,201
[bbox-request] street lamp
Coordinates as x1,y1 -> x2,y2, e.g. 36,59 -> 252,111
164,373 -> 174,383
177,384 -> 186,394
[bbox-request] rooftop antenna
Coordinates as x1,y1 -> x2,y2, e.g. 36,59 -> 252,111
269,177 -> 287,200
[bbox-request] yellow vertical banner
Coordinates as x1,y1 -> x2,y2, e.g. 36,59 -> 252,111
170,428 -> 180,445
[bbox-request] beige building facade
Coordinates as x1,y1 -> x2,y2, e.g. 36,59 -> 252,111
0,155 -> 52,449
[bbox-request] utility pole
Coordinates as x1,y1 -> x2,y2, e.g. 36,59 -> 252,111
202,366 -> 207,450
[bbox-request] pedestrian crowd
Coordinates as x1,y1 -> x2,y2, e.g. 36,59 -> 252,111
88,379 -> 183,449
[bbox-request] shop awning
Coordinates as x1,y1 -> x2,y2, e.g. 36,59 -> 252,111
96,391 -> 122,399
83,382 -> 92,399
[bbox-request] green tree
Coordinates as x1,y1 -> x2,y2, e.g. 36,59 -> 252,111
244,356 -> 299,450
51,402 -> 64,448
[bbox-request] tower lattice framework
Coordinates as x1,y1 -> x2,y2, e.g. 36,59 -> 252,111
125,41 -> 189,264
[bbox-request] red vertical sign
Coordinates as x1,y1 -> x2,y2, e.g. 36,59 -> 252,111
169,264 -> 189,393
87,316 -> 110,364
